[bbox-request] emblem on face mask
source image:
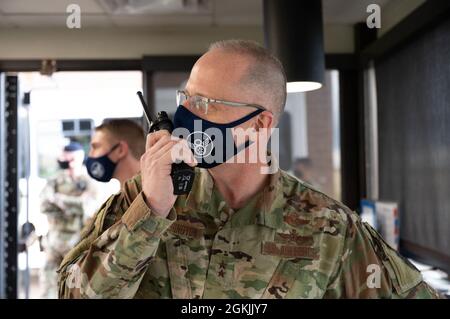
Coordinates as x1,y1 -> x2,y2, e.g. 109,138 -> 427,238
187,131 -> 213,158
173,105 -> 264,169
89,162 -> 105,179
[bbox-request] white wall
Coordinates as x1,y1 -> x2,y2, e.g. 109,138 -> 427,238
0,0 -> 427,61
0,24 -> 355,59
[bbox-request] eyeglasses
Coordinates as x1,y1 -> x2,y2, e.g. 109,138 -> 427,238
176,90 -> 267,115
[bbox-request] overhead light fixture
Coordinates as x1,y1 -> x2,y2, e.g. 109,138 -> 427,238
99,0 -> 211,15
287,82 -> 322,93
263,0 -> 325,93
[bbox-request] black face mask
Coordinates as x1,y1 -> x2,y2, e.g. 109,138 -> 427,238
172,105 -> 263,169
85,143 -> 120,182
57,160 -> 70,170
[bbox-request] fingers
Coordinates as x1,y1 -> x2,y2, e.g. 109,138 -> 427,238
153,138 -> 197,167
154,141 -> 196,169
145,130 -> 171,151
142,131 -> 197,171
153,140 -> 179,161
149,134 -> 173,155
170,139 -> 197,167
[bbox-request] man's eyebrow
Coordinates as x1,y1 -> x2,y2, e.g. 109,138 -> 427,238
185,89 -> 209,98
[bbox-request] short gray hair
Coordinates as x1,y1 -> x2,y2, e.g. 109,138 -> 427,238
208,39 -> 287,120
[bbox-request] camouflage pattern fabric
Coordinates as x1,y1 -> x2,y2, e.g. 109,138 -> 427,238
57,168 -> 442,299
40,170 -> 96,298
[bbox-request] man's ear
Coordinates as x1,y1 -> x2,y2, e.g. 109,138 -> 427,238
116,141 -> 129,158
254,111 -> 274,131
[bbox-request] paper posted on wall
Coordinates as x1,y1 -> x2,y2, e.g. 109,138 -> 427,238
360,199 -> 400,251
376,201 -> 400,251
360,199 -> 377,229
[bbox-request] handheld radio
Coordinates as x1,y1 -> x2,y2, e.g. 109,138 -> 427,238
137,91 -> 195,195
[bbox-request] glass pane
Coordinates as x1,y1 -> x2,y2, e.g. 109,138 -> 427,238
61,120 -> 74,132
153,72 -> 189,119
279,70 -> 341,200
79,119 -> 93,131
17,71 -> 143,298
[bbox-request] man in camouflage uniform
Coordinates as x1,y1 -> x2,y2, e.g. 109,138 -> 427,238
40,142 -> 96,298
57,40 -> 441,299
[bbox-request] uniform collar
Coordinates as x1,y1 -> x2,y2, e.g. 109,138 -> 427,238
184,167 -> 215,213
183,165 -> 286,230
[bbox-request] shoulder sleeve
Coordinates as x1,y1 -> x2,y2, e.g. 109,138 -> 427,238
57,176 -> 177,299
324,214 -> 442,299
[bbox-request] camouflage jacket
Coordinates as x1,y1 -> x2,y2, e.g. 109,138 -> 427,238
41,170 -> 96,234
57,168 -> 441,299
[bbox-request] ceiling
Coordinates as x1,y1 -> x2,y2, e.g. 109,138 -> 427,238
0,0 -> 392,28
